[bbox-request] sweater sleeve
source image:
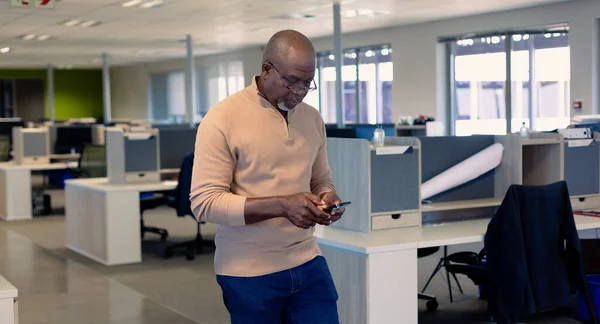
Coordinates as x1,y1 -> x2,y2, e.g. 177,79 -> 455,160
310,120 -> 336,197
189,112 -> 246,226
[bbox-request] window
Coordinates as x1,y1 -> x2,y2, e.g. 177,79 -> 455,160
445,28 -> 569,136
198,60 -> 244,119
315,45 -> 392,124
149,61 -> 245,123
148,71 -> 185,123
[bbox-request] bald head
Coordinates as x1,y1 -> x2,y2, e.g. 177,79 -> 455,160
258,30 -> 317,112
263,30 -> 315,67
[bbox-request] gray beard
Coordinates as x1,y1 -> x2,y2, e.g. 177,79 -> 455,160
277,101 -> 291,112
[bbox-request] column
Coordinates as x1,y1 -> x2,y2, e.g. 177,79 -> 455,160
333,3 -> 344,128
185,34 -> 197,127
47,64 -> 55,121
102,53 -> 112,123
504,37 -> 513,133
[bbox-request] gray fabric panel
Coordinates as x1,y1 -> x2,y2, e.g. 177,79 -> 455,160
419,135 -> 495,202
370,149 -> 420,213
23,132 -> 47,157
564,142 -> 600,196
125,136 -> 159,173
159,128 -> 196,169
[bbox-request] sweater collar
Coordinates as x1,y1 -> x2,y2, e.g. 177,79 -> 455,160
246,75 -> 297,116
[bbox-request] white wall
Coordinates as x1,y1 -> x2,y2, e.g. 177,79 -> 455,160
111,47 -> 263,120
111,0 -> 600,122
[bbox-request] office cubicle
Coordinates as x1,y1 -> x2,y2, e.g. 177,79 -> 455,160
327,137 -> 421,233
158,127 -> 196,170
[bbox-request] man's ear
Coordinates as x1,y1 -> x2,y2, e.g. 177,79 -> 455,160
261,62 -> 271,78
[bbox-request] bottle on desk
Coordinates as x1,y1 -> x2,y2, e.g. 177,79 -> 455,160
519,122 -> 529,138
373,125 -> 385,147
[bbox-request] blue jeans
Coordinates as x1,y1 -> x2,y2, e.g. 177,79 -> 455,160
216,256 -> 339,324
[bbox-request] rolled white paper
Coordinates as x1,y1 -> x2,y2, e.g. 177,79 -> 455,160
421,143 -> 504,200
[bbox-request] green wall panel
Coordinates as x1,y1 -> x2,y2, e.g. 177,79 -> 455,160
0,69 -> 103,121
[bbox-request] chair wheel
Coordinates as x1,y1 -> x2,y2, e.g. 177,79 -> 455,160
185,252 -> 195,261
426,300 -> 439,312
165,249 -> 174,259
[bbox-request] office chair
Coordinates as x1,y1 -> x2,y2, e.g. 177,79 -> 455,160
164,152 -> 215,261
447,182 -> 599,324
76,144 -> 107,178
418,247 -> 440,311
421,246 -> 468,302
140,194 -> 171,242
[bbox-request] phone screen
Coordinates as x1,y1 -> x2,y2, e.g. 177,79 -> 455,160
323,201 -> 351,213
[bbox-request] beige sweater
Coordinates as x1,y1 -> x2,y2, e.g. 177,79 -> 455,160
190,77 -> 336,277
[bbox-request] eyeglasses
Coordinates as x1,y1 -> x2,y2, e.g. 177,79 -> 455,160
265,60 -> 317,95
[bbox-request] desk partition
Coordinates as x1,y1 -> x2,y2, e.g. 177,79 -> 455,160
564,137 -> 600,197
158,127 -> 196,170
327,137 -> 421,233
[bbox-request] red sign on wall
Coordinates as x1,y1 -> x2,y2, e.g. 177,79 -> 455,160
573,100 -> 583,111
10,0 -> 55,8
35,0 -> 56,8
10,0 -> 31,7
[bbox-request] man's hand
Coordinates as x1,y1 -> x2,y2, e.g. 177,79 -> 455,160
282,193 -> 332,229
320,191 -> 345,225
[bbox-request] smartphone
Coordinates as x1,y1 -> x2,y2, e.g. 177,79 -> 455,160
323,201 -> 351,213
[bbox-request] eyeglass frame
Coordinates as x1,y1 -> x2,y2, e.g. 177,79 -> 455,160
264,59 -> 317,95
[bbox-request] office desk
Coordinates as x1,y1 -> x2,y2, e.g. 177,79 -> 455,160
315,215 -> 600,324
0,274 -> 18,324
0,162 -> 78,221
65,178 -> 177,266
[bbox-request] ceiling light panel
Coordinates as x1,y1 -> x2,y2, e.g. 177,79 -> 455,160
122,0 -> 143,7
61,19 -> 82,27
121,0 -> 166,9
80,20 -> 100,28
140,0 -> 165,8
0,48 -> 11,54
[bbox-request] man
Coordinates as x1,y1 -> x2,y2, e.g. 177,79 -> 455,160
190,30 -> 344,324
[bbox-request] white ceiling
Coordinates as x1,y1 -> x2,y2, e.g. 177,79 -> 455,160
0,0 -> 570,68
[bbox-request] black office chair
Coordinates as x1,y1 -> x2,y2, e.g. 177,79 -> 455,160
421,245 -> 468,302
418,247 -> 440,311
164,152 -> 215,261
447,182 -> 599,323
75,144 -> 107,178
140,194 -> 171,242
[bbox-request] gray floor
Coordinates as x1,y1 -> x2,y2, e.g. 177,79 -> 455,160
0,182 -> 585,323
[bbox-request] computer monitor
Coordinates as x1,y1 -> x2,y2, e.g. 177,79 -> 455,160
106,128 -> 161,184
54,126 -> 93,154
0,120 -> 24,138
326,127 -> 357,138
158,128 -> 196,170
12,127 -> 50,165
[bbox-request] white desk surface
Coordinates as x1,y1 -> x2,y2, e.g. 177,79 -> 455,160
0,161 -> 77,171
0,274 -> 17,299
315,215 -> 600,255
65,178 -> 177,193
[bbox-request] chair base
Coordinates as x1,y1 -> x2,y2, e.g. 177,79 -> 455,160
418,293 -> 439,312
165,222 -> 215,261
141,219 -> 169,242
